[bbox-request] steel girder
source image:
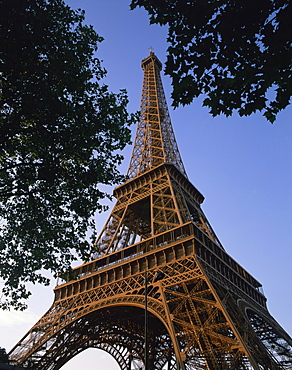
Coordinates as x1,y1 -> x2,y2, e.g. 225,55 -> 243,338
9,51 -> 292,370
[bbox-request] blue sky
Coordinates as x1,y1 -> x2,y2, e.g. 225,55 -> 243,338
1,1 -> 291,368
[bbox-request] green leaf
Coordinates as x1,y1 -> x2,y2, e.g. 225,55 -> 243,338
130,0 -> 292,122
0,0 -> 138,309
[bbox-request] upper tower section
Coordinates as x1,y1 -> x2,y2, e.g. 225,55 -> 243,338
127,51 -> 187,179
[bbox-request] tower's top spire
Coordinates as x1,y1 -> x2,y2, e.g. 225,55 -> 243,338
127,51 -> 187,179
142,49 -> 162,71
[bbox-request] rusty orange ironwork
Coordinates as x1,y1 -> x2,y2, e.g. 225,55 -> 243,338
9,52 -> 292,370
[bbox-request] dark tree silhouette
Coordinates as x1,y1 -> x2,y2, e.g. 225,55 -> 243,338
131,0 -> 292,122
0,0 -> 137,309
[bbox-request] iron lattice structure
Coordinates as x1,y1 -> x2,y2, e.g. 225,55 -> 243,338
9,52 -> 292,370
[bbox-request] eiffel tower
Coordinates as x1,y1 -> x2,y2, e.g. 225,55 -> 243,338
9,51 -> 292,370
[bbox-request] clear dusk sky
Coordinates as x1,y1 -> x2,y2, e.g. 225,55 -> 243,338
1,1 -> 291,369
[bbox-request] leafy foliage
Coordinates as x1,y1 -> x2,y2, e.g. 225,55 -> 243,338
131,0 -> 292,122
0,0 -> 137,309
0,347 -> 9,364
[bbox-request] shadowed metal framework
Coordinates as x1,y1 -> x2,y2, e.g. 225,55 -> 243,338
9,52 -> 292,370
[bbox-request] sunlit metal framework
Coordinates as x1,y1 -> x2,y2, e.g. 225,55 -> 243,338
127,52 -> 186,180
9,52 -> 292,370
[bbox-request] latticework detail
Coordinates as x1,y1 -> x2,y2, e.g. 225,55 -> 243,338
127,51 -> 186,179
9,52 -> 292,370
